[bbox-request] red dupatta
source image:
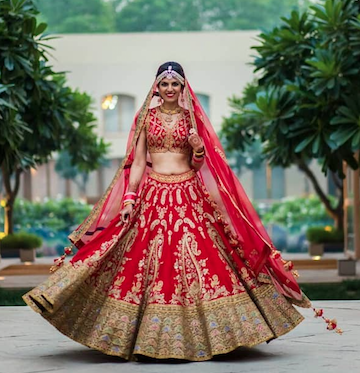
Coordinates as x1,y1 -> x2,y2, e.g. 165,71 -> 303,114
66,77 -> 303,303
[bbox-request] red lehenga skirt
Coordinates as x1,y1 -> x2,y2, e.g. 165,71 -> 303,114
23,169 -> 310,361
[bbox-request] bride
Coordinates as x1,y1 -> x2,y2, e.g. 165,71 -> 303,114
23,61 -> 316,361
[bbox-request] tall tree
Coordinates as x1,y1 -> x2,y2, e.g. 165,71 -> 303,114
0,0 -> 108,234
221,0 -> 360,229
34,0 -> 311,33
113,0 -> 310,32
34,0 -> 116,33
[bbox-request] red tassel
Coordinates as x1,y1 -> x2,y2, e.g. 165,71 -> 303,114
313,308 -> 343,335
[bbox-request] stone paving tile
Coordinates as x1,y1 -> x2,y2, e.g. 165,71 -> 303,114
0,302 -> 359,373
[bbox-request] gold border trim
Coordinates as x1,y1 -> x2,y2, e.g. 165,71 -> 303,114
148,169 -> 196,183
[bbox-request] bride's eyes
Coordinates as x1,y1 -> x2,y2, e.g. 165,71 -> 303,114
160,82 -> 179,87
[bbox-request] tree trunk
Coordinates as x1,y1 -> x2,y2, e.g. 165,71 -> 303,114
296,159 -> 344,230
4,203 -> 14,234
65,178 -> 71,197
1,164 -> 22,235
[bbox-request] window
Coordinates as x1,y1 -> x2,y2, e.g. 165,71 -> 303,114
196,93 -> 210,118
253,163 -> 285,200
102,94 -> 135,134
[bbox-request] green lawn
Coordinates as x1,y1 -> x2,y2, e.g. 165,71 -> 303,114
0,288 -> 29,306
1,279 -> 359,306
300,279 -> 360,301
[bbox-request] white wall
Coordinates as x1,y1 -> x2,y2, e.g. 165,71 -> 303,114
48,31 -> 258,158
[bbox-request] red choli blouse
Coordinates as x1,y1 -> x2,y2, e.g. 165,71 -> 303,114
145,107 -> 192,155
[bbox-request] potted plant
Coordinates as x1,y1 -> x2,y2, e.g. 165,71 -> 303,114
0,232 -> 42,262
306,226 -> 344,257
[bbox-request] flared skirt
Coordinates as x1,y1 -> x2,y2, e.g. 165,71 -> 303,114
23,169 -> 309,361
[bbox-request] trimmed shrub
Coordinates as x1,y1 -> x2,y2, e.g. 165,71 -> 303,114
0,232 -> 42,250
306,226 -> 343,244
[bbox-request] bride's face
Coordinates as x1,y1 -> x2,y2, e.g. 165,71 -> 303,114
158,77 -> 182,105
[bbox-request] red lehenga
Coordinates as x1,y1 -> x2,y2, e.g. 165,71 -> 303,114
23,76 -> 312,361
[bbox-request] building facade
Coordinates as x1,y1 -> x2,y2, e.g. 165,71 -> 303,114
17,31 -> 328,203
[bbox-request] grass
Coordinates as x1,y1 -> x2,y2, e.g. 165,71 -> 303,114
1,279 -> 359,306
300,279 -> 360,300
0,288 -> 30,306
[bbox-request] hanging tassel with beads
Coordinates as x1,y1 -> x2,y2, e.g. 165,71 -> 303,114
313,308 -> 343,334
50,245 -> 74,273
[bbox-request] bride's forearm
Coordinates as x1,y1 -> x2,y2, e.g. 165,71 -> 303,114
128,162 -> 146,193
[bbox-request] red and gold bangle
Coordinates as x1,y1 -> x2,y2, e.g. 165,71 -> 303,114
122,191 -> 138,207
192,154 -> 205,163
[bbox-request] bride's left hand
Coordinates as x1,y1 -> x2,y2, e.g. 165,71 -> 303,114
188,129 -> 204,152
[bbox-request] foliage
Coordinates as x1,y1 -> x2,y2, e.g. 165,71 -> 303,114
34,0 -> 310,33
0,232 -> 42,249
10,198 -> 92,232
260,195 -> 335,228
0,0 -> 108,233
221,0 -> 360,228
34,0 -> 115,33
0,198 -> 92,253
306,226 -> 344,243
224,0 -> 360,176
300,279 -> 360,300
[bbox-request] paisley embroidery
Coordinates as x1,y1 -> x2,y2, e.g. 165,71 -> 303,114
23,170 -> 310,362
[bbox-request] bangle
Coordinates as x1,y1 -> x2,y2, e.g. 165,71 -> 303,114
193,148 -> 205,157
192,155 -> 205,163
123,201 -> 135,207
124,191 -> 137,197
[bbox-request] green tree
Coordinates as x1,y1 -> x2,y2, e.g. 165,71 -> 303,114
34,0 -> 311,33
0,0 -> 108,234
221,0 -> 360,229
34,0 -> 115,33
113,0 -> 310,32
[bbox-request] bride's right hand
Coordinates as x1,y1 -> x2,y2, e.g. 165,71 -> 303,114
120,204 -> 134,224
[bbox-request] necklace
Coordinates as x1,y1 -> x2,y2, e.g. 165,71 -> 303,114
159,105 -> 182,123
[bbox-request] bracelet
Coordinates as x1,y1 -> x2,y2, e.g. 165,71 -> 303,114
124,191 -> 137,197
123,200 -> 135,207
193,148 -> 205,157
192,155 -> 205,163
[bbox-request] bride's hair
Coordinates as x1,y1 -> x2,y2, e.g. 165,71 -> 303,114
156,61 -> 185,79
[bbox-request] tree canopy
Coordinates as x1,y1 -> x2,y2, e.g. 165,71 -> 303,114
0,0 -> 108,234
221,0 -> 360,229
34,0 -> 310,33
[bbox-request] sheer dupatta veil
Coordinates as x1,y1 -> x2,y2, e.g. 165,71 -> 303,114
67,77 -> 304,304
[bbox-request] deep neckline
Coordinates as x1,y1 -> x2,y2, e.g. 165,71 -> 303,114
156,106 -> 184,131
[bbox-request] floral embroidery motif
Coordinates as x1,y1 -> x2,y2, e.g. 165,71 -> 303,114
23,170 -> 311,362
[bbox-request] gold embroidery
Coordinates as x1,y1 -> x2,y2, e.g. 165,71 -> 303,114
150,219 -> 160,231
149,169 -> 195,183
145,186 -> 155,201
176,189 -> 183,204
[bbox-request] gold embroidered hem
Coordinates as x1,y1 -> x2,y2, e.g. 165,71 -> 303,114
23,263 -> 305,361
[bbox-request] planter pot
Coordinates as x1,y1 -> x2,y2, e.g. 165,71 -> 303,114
338,259 -> 357,276
308,243 -> 324,256
20,248 -> 36,262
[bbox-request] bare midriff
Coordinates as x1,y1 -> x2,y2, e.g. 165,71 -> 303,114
150,152 -> 191,175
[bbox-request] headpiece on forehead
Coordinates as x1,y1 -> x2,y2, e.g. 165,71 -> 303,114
67,61 -> 309,308
156,64 -> 185,85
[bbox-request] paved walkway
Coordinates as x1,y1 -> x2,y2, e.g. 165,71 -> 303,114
0,301 -> 359,373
